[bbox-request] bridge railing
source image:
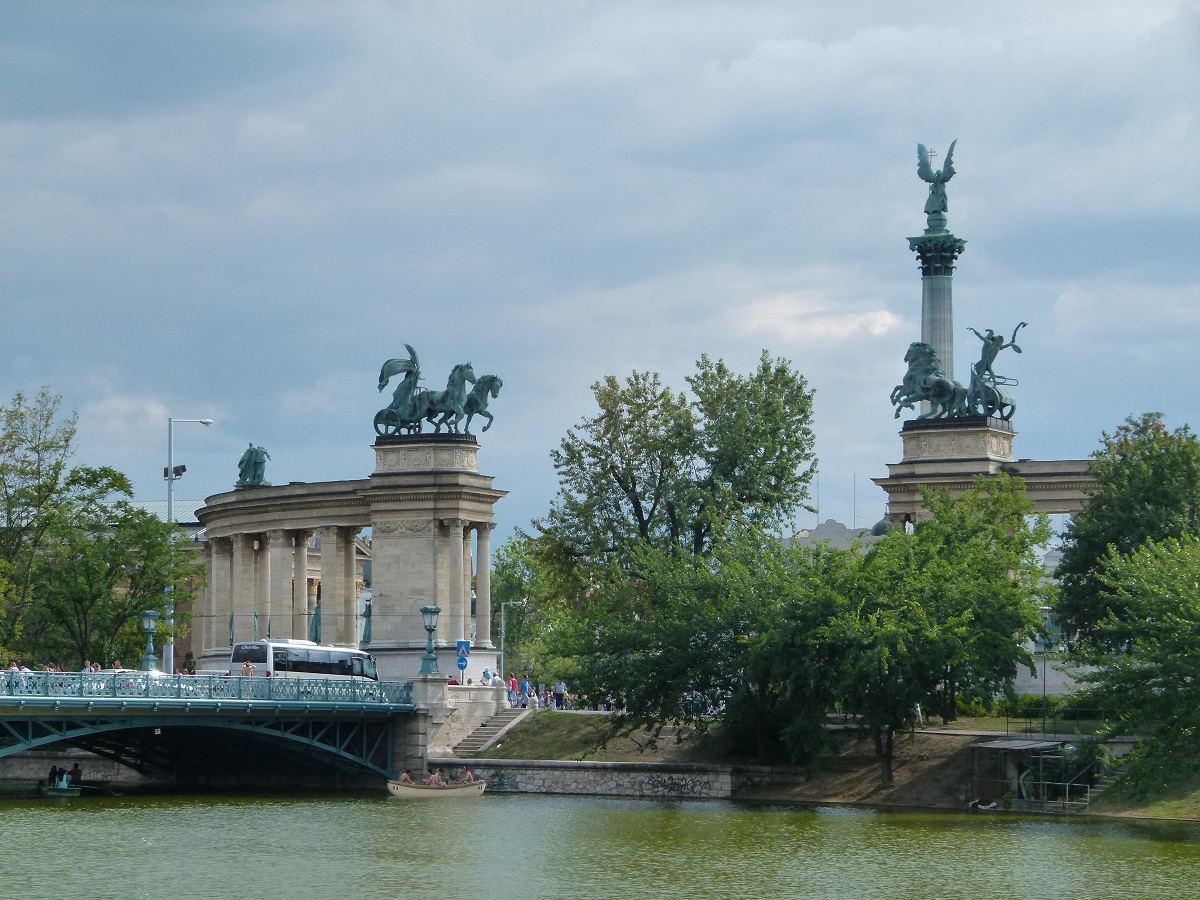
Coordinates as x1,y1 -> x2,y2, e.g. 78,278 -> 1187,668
1,671 -> 413,706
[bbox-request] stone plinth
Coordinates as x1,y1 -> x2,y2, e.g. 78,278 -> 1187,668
874,417 -> 1094,524
366,434 -> 506,681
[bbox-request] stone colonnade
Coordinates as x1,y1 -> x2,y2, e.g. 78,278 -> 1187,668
202,527 -> 365,650
195,436 -> 506,680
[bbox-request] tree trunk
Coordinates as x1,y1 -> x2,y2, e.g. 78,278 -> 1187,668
943,668 -> 958,723
875,729 -> 895,785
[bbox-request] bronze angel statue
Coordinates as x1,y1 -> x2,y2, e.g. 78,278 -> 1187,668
917,139 -> 957,216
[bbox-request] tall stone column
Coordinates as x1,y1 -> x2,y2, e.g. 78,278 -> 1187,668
462,529 -> 473,642
909,225 -> 966,391
318,526 -> 346,645
254,534 -> 269,640
343,528 -> 359,646
231,534 -> 255,644
267,529 -> 292,641
209,538 -> 232,655
292,530 -> 311,640
475,522 -> 494,647
445,518 -> 465,644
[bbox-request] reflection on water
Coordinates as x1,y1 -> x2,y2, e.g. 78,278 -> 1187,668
3,793 -> 1199,899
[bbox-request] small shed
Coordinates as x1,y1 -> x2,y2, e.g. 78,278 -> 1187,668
971,739 -> 1095,811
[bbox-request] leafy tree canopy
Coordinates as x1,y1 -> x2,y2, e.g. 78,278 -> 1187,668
534,351 -> 816,583
1055,413 -> 1200,648
1072,534 -> 1200,792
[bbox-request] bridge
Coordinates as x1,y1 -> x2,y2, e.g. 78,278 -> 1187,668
1,671 -> 418,788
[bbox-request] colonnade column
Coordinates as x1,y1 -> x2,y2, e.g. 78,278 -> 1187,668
254,534 -> 269,640
318,526 -> 346,645
343,528 -> 359,646
445,519 -> 465,644
292,530 -> 311,640
475,523 -> 494,647
209,538 -> 232,655
231,534 -> 255,644
266,529 -> 292,641
462,529 -> 473,643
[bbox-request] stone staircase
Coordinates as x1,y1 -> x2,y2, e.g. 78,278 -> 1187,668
452,707 -> 529,756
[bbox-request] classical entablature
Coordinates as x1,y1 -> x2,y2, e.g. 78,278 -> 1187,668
873,417 -> 1095,524
195,435 -> 506,680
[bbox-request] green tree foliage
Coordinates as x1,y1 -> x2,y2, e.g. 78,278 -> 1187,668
0,388 -> 131,651
24,503 -> 203,669
837,475 -> 1049,781
1072,535 -> 1200,792
535,351 -> 815,578
1055,413 -> 1200,649
546,526 -> 852,762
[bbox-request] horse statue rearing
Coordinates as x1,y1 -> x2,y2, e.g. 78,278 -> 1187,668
891,342 -> 969,420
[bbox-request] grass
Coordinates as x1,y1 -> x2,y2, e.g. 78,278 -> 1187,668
471,711 -> 720,763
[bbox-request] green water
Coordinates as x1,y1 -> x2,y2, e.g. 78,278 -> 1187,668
4,793 -> 1200,899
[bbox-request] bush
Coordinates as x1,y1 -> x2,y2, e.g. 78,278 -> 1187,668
996,693 -> 1061,718
956,696 -> 991,718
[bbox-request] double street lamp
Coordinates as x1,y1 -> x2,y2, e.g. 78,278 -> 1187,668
165,416 -> 213,674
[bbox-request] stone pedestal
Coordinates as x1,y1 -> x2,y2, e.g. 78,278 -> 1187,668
366,434 -> 506,682
874,416 -> 1095,523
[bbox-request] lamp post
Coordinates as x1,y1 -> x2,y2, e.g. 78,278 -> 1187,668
165,416 -> 213,674
420,605 -> 441,675
499,599 -> 526,685
1038,605 -> 1054,736
140,610 -> 161,672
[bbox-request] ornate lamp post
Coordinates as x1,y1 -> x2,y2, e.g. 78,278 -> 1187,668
140,610 -> 161,672
420,605 -> 441,675
165,416 -> 213,674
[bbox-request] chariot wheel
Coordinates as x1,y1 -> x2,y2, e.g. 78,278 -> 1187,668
374,408 -> 403,436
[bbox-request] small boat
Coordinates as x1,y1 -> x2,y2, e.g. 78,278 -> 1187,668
387,779 -> 486,798
38,782 -> 82,798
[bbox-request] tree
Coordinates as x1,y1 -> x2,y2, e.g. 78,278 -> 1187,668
534,351 -> 815,578
840,475 -> 1049,780
24,503 -> 202,668
1072,534 -> 1200,792
1055,413 -> 1200,649
0,388 -> 130,652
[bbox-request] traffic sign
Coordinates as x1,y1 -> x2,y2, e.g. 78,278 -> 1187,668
456,655 -> 469,671
457,640 -> 472,657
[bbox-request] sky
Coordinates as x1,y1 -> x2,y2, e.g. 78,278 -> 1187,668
2,1 -> 1198,548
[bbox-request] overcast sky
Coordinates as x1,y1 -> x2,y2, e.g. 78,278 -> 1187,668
3,1 -> 1198,547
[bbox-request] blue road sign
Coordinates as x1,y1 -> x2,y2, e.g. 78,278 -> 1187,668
457,655 -> 469,671
457,640 -> 472,657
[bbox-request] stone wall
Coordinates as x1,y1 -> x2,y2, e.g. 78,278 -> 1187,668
428,758 -> 735,799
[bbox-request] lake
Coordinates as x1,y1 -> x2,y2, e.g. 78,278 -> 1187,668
4,792 -> 1200,899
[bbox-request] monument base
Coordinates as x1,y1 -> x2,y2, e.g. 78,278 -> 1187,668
875,416 -> 1095,524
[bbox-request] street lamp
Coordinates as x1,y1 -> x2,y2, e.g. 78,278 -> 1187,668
420,605 -> 441,675
140,610 -> 161,672
165,416 -> 213,674
1038,605 -> 1056,736
499,599 -> 526,685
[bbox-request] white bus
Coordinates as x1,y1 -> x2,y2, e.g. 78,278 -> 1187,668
230,639 -> 379,681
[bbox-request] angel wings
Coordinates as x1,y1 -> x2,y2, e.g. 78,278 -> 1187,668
917,139 -> 957,215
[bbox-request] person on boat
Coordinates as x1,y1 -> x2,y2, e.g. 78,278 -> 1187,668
69,763 -> 82,785
422,768 -> 447,786
397,769 -> 414,784
456,770 -> 476,784
47,765 -> 61,786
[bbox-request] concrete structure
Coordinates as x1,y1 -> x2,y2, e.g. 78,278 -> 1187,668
195,433 -> 506,681
874,417 -> 1095,524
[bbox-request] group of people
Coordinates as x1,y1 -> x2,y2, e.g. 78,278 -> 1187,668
395,767 -> 476,787
6,661 -> 125,674
502,673 -> 570,710
46,763 -> 82,788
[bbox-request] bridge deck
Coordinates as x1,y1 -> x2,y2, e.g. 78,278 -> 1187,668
2,671 -> 413,712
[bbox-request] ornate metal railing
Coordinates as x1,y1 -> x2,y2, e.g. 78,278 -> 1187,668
0,671 -> 412,706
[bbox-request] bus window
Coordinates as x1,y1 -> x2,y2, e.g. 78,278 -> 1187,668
308,650 -> 332,675
273,649 -> 289,673
332,652 -> 353,677
287,648 -> 309,673
231,643 -> 268,664
362,656 -> 378,681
